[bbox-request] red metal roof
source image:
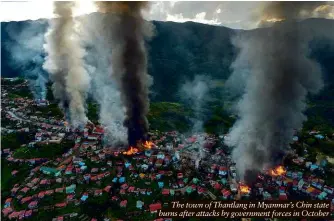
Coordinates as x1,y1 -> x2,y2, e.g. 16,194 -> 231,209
149,203 -> 162,212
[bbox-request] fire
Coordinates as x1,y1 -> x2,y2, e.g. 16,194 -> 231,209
143,140 -> 154,149
270,165 -> 286,176
239,184 -> 251,194
123,146 -> 139,155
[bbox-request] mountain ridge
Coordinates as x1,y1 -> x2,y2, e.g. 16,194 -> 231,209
1,16 -> 334,128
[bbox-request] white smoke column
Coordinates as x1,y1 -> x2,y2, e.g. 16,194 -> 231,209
180,75 -> 211,133
4,21 -> 48,100
43,2 -> 90,128
225,2 -> 328,184
79,13 -> 128,146
180,75 -> 211,168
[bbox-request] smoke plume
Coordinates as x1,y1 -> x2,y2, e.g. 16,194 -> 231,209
225,2 -> 327,184
43,2 -> 90,128
78,13 -> 128,146
4,21 -> 48,100
95,2 -> 154,146
180,75 -> 211,133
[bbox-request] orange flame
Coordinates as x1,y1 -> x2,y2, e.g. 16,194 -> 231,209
143,141 -> 153,149
123,146 -> 139,155
239,184 -> 251,194
270,165 -> 286,176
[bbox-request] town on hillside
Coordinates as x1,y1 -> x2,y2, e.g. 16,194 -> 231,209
1,78 -> 334,221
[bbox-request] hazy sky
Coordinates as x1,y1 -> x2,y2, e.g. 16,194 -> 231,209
1,1 -> 333,29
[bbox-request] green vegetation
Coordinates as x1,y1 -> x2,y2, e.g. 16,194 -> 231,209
317,141 -> 334,158
13,140 -> 74,159
8,86 -> 33,99
1,132 -> 34,150
148,102 -> 192,132
29,103 -> 64,118
87,102 -> 99,124
46,82 -> 54,101
204,105 -> 236,135
1,159 -> 30,198
1,77 -> 25,85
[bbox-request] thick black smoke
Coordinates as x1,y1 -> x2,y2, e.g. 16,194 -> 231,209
95,2 -> 154,147
225,2 -> 330,184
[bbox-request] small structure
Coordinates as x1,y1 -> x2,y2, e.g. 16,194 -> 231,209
65,184 -> 76,194
149,203 -> 162,213
40,167 -> 61,177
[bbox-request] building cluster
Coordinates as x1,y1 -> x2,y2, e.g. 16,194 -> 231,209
1,78 -> 334,220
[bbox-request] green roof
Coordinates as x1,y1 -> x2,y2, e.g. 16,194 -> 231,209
40,167 -> 59,174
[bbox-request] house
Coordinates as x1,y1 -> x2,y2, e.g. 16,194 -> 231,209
87,134 -> 99,141
314,134 -> 324,140
149,203 -> 162,213
45,190 -> 54,196
161,187 -> 170,196
145,150 -> 152,157
2,207 -> 13,217
8,211 -> 20,220
221,189 -> 231,199
136,200 -> 144,209
156,159 -> 163,167
94,189 -> 103,197
177,173 -> 183,179
192,178 -> 199,184
139,189 -> 146,195
318,192 -> 327,200
279,193 -> 288,200
121,183 -> 129,190
210,164 -> 217,173
219,167 -> 227,176
157,152 -> 165,159
104,186 -> 111,193
214,183 -> 222,190
65,166 -> 73,175
91,168 -> 99,173
119,177 -> 126,183
38,191 -> 45,199
65,184 -> 76,194
120,200 -> 128,208
111,196 -> 119,201
158,182 -> 164,188
323,186 -> 333,194
28,201 -> 38,209
186,186 -> 193,194
93,127 -> 104,135
21,196 -> 32,204
40,179 -> 50,185
310,164 -> 319,171
20,187 -> 30,194
55,188 -> 64,193
40,167 -> 61,177
178,180 -> 184,188
230,184 -> 237,192
5,198 -> 13,207
24,210 -> 33,218
55,202 -> 67,208
197,187 -> 205,195
67,194 -> 75,202
81,193 -> 89,202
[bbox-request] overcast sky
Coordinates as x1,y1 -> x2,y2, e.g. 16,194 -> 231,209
1,1 -> 333,29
